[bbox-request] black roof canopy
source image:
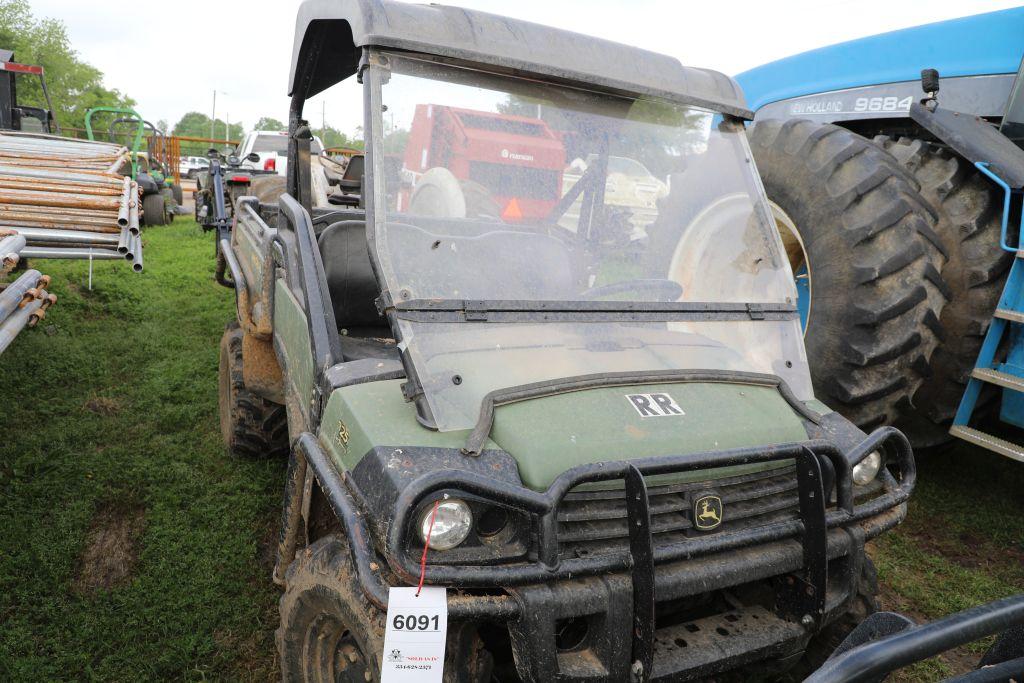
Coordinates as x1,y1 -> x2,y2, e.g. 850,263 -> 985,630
289,0 -> 752,118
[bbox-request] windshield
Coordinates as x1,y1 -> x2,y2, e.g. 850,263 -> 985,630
369,52 -> 810,430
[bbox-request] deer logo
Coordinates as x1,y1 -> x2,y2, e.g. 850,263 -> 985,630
694,495 -> 723,530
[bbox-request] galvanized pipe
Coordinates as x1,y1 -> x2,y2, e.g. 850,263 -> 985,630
28,289 -> 55,327
117,177 -> 131,227
12,227 -> 119,246
0,295 -> 42,354
0,267 -> 41,321
124,232 -> 140,261
18,246 -> 122,260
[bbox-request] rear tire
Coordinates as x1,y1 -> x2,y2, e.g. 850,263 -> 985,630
142,192 -> 167,226
218,321 -> 288,458
171,182 -> 183,205
749,119 -> 948,431
874,137 -> 1010,445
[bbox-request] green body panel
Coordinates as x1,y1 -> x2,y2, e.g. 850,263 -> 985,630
319,378 -> 809,491
320,379 -> 477,471
492,382 -> 807,490
274,280 -> 314,418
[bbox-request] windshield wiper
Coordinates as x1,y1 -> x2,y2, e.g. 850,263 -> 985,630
385,297 -> 796,323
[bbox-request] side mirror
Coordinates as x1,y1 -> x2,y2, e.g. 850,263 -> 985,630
227,154 -> 241,166
247,152 -> 260,163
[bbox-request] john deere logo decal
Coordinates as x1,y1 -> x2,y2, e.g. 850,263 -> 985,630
694,495 -> 723,531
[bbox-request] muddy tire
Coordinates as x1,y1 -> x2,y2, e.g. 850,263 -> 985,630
874,137 -> 1010,445
142,192 -> 167,226
278,536 -> 491,683
749,119 -> 948,431
795,558 -> 880,676
249,175 -> 287,205
171,183 -> 183,206
218,321 -> 288,458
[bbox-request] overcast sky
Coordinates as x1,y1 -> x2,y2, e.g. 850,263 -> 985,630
30,0 -> 1024,138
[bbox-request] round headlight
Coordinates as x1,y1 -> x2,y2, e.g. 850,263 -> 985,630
419,498 -> 473,551
852,451 -> 882,486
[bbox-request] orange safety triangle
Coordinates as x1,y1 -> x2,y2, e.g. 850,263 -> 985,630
501,197 -> 523,221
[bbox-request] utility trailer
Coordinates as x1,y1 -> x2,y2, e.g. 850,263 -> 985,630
212,1 -> 917,681
735,8 -> 1024,457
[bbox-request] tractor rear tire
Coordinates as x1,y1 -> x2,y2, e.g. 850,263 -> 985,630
249,175 -> 287,205
749,119 -> 948,431
874,137 -> 1011,446
218,321 -> 288,458
142,192 -> 167,226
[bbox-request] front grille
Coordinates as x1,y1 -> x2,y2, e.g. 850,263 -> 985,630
556,464 -> 888,559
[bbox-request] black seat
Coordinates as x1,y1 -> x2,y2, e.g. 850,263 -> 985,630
327,154 -> 364,207
317,220 -> 397,361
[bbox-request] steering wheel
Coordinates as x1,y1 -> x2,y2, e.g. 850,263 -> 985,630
578,279 -> 683,302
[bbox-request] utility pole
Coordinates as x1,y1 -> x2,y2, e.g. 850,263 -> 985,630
322,100 -> 326,140
210,90 -> 216,140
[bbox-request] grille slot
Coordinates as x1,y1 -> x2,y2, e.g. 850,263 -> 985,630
555,463 -> 889,559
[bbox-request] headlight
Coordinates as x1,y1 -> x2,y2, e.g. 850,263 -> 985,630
419,498 -> 473,550
852,451 -> 882,485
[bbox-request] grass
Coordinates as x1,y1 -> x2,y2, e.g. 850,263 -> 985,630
0,220 -> 281,680
0,219 -> 1021,680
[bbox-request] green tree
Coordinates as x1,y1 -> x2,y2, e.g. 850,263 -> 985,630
253,116 -> 284,131
171,111 -> 244,155
317,123 -> 363,151
0,0 -> 134,133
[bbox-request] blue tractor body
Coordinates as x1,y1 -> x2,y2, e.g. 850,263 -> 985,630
736,8 -> 1024,112
736,9 -> 1024,459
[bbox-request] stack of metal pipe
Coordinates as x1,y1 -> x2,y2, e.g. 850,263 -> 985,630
0,131 -> 143,272
0,268 -> 56,355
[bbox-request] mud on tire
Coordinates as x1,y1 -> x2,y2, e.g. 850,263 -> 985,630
749,119 -> 949,431
218,321 -> 288,458
874,137 -> 1010,446
278,536 -> 492,682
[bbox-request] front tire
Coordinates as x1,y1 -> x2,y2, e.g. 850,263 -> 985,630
749,119 -> 949,431
278,536 -> 492,683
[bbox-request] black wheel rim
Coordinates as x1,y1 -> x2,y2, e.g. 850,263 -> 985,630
305,613 -> 371,683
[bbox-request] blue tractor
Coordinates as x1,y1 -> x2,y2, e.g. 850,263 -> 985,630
735,8 -> 1024,457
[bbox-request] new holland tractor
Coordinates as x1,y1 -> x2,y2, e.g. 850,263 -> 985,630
736,7 -> 1024,457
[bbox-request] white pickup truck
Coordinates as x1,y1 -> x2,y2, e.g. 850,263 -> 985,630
235,130 -> 325,177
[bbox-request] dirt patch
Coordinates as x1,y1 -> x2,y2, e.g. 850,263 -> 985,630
903,515 -> 1024,578
84,396 -> 121,416
73,502 -> 145,594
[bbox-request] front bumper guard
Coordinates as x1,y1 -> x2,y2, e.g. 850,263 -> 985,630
293,426 -> 915,681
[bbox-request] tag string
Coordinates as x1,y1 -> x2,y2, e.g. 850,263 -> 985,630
416,499 -> 440,597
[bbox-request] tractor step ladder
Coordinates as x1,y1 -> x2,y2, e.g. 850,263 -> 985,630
950,162 -> 1024,461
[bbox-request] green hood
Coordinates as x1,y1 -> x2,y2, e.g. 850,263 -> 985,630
320,379 -> 813,491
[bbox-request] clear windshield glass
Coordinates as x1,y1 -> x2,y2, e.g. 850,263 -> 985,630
370,53 -> 810,430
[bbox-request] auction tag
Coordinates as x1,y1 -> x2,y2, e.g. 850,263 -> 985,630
381,586 -> 447,682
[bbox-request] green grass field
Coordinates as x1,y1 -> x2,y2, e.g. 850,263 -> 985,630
0,220 -> 1021,680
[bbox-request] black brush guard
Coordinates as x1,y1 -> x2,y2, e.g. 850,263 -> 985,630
295,426 -> 914,681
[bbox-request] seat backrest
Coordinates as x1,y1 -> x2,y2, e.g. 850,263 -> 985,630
343,154 -> 365,181
317,220 -> 384,331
